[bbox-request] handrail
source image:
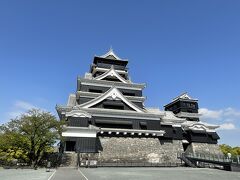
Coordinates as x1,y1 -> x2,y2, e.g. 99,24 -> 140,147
184,152 -> 232,163
177,152 -> 239,164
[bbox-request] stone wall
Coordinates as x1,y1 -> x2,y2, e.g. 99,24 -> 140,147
185,142 -> 223,156
95,137 -> 184,164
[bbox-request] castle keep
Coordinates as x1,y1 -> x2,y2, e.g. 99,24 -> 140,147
56,49 -> 221,166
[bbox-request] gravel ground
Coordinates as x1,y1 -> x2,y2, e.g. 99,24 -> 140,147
1,167 -> 240,180
0,168 -> 55,180
79,167 -> 240,180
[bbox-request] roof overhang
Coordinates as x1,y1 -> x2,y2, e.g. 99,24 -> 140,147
94,65 -> 130,83
78,78 -> 146,90
76,91 -> 146,102
62,126 -> 97,138
92,67 -> 128,75
93,56 -> 128,65
175,112 -> 201,118
164,98 -> 198,108
182,122 -> 219,132
56,105 -> 163,121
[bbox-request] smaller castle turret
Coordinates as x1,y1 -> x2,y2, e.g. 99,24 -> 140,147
164,93 -> 200,122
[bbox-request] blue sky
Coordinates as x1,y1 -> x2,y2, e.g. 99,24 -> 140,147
0,0 -> 239,146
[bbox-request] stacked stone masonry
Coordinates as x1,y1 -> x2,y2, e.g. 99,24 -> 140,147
96,137 -> 184,164
185,142 -> 223,156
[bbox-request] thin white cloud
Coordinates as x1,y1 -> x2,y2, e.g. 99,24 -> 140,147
15,100 -> 37,110
2,100 -> 55,124
225,118 -> 235,122
199,108 -> 222,119
218,123 -> 236,130
199,107 -> 240,146
8,110 -> 24,119
199,107 -> 240,131
6,100 -> 39,120
223,107 -> 240,117
199,107 -> 240,121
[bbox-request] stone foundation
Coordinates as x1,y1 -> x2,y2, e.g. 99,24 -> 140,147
95,137 -> 184,164
185,142 -> 223,156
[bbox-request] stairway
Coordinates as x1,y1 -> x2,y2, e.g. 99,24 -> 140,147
178,153 -> 197,168
61,152 -> 78,167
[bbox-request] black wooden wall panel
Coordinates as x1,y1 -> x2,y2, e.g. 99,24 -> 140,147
76,137 -> 97,153
147,120 -> 161,130
68,117 -> 89,127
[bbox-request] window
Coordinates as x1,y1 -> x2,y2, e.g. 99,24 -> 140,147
120,74 -> 126,79
191,103 -> 196,108
122,92 -> 135,96
94,72 -> 104,77
104,77 -> 121,82
65,141 -> 76,151
103,104 -> 124,110
140,122 -> 147,130
89,89 -> 102,93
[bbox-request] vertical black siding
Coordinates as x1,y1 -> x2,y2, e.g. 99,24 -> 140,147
76,137 -> 97,153
68,117 -> 89,127
147,120 -> 161,130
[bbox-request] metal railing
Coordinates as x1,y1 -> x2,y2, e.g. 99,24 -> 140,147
96,161 -> 181,167
177,152 -> 240,165
185,153 -> 231,163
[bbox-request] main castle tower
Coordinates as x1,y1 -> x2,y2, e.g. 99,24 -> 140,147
56,49 -> 221,166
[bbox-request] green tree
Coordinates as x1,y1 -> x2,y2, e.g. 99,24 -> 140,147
220,144 -> 232,155
220,144 -> 240,158
0,131 -> 29,163
0,109 -> 63,167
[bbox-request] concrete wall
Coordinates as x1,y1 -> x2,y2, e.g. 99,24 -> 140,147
185,142 -> 223,156
96,137 -> 184,164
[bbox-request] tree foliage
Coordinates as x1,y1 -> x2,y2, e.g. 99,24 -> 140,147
220,144 -> 240,158
0,109 -> 63,167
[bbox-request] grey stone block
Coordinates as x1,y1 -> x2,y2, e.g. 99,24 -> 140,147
96,137 -> 184,164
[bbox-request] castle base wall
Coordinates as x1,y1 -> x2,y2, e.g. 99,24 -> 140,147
185,142 -> 223,156
94,137 -> 183,164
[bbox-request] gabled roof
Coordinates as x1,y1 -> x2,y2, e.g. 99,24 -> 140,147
79,86 -> 146,113
76,91 -> 146,102
94,65 -> 130,83
78,77 -> 146,90
182,121 -> 219,132
65,109 -> 92,118
172,92 -> 198,102
165,92 -> 198,108
162,111 -> 186,123
67,94 -> 76,106
99,48 -> 122,60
